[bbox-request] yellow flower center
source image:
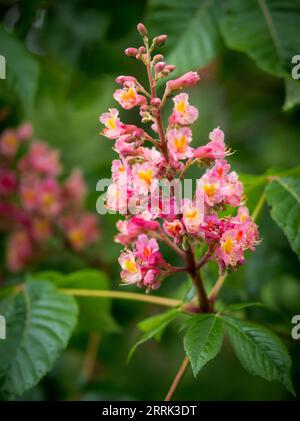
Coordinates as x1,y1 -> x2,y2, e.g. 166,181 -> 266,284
240,212 -> 246,222
125,259 -> 138,273
174,136 -> 187,153
204,183 -> 216,197
69,229 -> 84,247
176,101 -> 186,113
222,238 -> 234,254
4,133 -> 17,148
185,208 -> 198,220
121,87 -> 137,102
138,169 -> 152,185
107,117 -> 116,129
41,193 -> 54,207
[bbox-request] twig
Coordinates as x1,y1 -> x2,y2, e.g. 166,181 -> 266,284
165,356 -> 189,401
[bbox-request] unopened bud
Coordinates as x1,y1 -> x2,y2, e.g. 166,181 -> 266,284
137,23 -> 148,37
154,61 -> 166,73
142,117 -> 150,124
165,64 -> 176,73
125,47 -> 138,57
151,97 -> 161,107
139,46 -> 146,54
152,54 -> 164,63
154,35 -> 168,46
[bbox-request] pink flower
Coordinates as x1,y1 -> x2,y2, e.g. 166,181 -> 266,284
37,178 -> 62,217
20,177 -> 40,212
0,129 -> 19,157
221,171 -> 244,207
181,199 -> 203,235
115,216 -> 159,245
100,108 -> 124,139
106,182 -> 131,214
64,168 -> 87,206
7,230 -> 33,272
166,71 -> 200,93
19,141 -> 61,176
111,160 -> 130,184
0,169 -> 17,195
163,219 -> 184,243
32,217 -> 52,243
17,122 -> 33,140
216,229 -> 244,271
113,82 -> 146,110
135,234 -> 160,264
194,127 -> 229,160
169,93 -> 198,126
143,269 -> 161,290
63,213 -> 99,251
132,162 -> 158,194
167,127 -> 193,161
118,251 -> 142,284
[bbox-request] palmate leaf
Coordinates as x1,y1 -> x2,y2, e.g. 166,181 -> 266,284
265,177 -> 300,259
183,314 -> 224,376
146,0 -> 223,77
0,280 -> 78,399
222,315 -> 294,395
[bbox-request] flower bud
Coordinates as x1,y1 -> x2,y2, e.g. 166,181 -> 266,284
125,47 -> 138,57
137,23 -> 148,36
154,61 -> 166,73
139,46 -> 146,54
154,34 -> 168,46
151,97 -> 161,107
165,64 -> 176,73
152,54 -> 164,63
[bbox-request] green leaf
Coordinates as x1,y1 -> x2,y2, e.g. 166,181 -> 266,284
183,314 -> 224,376
222,315 -> 294,395
34,270 -> 119,333
128,308 -> 180,362
146,0 -> 223,77
265,177 -> 300,259
220,0 -> 300,78
284,78 -> 300,111
224,302 -> 265,312
0,25 -> 40,110
0,280 -> 78,399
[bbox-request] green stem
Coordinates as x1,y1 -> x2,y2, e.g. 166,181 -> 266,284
251,191 -> 266,222
59,288 -> 182,308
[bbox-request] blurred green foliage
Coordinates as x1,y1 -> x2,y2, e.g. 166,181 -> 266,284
1,0 -> 300,401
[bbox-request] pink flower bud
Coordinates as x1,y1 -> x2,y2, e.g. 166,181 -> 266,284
125,47 -> 138,57
137,22 -> 148,36
165,64 -> 176,73
152,54 -> 164,63
154,61 -> 165,73
166,71 -> 200,93
139,46 -> 146,54
154,34 -> 168,46
151,97 -> 161,107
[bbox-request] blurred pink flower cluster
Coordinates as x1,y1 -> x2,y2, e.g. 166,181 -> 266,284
0,123 -> 100,272
99,23 -> 259,293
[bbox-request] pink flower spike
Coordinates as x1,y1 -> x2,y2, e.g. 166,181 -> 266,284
100,108 -> 124,139
167,127 -> 193,161
119,251 -> 142,284
169,93 -> 198,126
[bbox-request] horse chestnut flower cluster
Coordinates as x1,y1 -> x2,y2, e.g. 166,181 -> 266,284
99,23 -> 259,295
0,123 -> 100,272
